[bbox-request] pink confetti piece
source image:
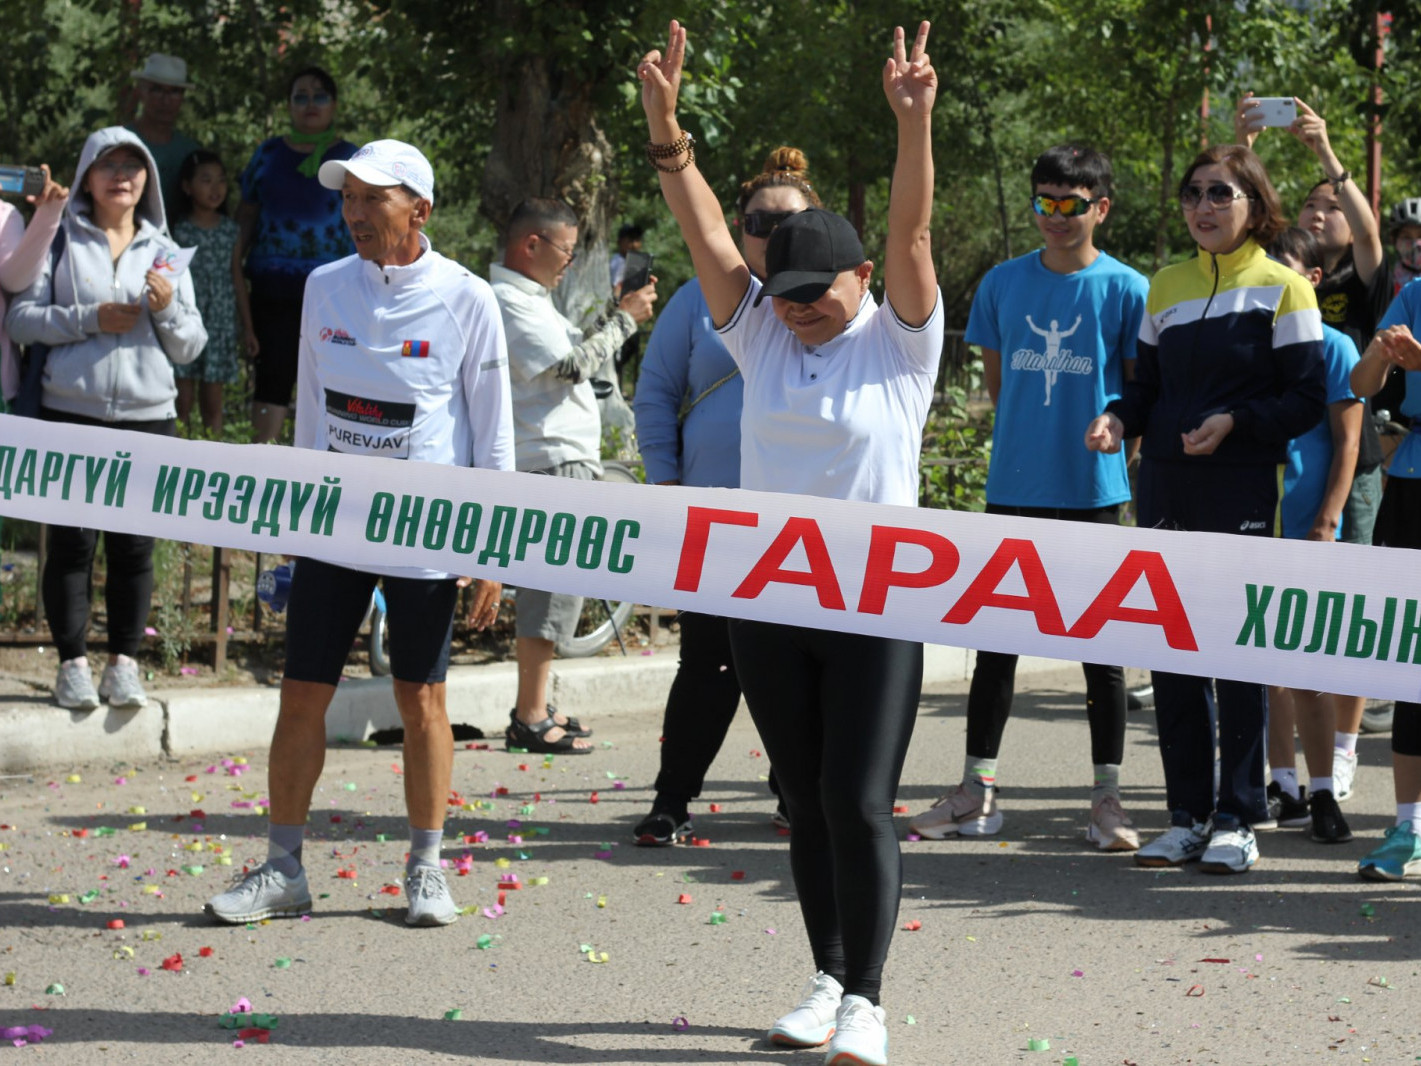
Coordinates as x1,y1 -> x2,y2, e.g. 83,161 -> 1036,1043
231,997 -> 253,1013
136,967 -> 150,976
1071,969 -> 1084,977
671,1016 -> 689,1032
144,626 -> 157,636
764,928 -> 776,935
905,832 -> 922,842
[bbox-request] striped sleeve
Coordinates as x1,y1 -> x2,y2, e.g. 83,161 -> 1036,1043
1233,272 -> 1326,446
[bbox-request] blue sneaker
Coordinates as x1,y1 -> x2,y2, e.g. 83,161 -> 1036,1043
1358,821 -> 1421,882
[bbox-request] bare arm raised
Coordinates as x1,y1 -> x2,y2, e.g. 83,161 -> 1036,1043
637,21 -> 748,328
882,21 -> 938,327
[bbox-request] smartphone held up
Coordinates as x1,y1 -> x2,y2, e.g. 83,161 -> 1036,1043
0,165 -> 46,199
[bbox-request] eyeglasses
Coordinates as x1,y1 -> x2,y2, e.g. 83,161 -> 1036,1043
1030,194 -> 1098,218
742,210 -> 794,237
1180,183 -> 1253,210
534,233 -> 578,263
93,159 -> 145,178
291,92 -> 333,107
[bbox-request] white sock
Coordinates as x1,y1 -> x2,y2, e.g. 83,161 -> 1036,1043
1397,803 -> 1421,828
1091,763 -> 1121,798
1271,767 -> 1300,799
1334,731 -> 1358,756
1309,776 -> 1334,796
964,756 -> 997,798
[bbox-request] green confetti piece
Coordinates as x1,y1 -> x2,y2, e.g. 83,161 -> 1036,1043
517,851 -> 531,860
79,890 -> 100,904
1064,1057 -> 1080,1066
532,827 -> 550,836
45,983 -> 64,996
519,805 -> 535,815
183,865 -> 204,876
476,934 -> 494,950
1027,1038 -> 1050,1052
443,1009 -> 462,1021
507,746 -> 528,754
605,771 -> 617,779
95,827 -> 116,837
708,912 -> 727,925
274,957 -> 292,969
376,834 -> 389,842
318,893 -> 331,899
344,782 -> 358,791
905,1015 -> 916,1025
1361,903 -> 1376,917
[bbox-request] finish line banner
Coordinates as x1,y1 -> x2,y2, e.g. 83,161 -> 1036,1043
1,416 -> 1418,702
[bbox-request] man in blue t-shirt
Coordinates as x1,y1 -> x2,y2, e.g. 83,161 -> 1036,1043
910,144 -> 1148,851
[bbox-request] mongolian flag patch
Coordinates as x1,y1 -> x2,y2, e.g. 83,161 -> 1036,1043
401,340 -> 430,358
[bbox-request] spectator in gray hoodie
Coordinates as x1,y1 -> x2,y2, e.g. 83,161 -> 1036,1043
5,125 -> 206,712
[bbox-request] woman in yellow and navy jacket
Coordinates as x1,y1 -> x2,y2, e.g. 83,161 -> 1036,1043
1086,144 -> 1326,875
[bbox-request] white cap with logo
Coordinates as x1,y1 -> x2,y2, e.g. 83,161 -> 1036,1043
318,139 -> 435,205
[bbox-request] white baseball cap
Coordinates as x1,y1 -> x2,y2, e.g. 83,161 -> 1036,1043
318,139 -> 435,205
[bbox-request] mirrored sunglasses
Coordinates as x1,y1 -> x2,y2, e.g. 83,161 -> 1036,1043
291,93 -> 333,107
1030,194 -> 1098,218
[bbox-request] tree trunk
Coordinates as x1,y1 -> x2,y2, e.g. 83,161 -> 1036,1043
480,41 -> 629,438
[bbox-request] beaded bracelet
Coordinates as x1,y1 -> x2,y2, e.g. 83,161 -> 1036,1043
646,133 -> 696,172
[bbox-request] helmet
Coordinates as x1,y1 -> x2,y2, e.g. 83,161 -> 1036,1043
1388,198 -> 1421,232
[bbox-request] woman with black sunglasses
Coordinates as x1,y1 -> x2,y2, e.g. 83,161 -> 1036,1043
630,147 -> 820,847
638,20 -> 940,1066
1086,144 -> 1326,874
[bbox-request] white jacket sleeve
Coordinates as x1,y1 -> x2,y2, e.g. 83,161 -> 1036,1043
464,284 -> 515,472
293,280 -> 323,451
150,268 -> 207,366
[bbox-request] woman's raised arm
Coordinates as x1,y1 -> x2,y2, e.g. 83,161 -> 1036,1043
637,21 -> 749,327
882,21 -> 938,328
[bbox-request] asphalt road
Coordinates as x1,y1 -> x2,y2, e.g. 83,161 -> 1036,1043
0,668 -> 1412,1064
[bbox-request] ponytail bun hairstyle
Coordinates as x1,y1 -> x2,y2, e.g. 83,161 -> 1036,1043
736,145 -> 822,216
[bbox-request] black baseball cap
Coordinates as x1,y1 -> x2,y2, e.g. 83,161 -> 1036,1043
754,208 -> 866,306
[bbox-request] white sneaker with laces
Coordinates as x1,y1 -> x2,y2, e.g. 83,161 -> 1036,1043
1086,793 -> 1140,851
405,866 -> 460,926
1199,823 -> 1259,874
54,657 -> 99,711
768,971 -> 842,1048
1134,821 -> 1210,867
907,783 -> 1002,839
825,994 -> 888,1066
98,655 -> 147,709
206,863 -> 311,923
1332,749 -> 1358,802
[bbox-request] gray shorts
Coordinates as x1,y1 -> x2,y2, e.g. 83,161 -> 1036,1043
514,460 -> 598,642
1343,464 -> 1382,545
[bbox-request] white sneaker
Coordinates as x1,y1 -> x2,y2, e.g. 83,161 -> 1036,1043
907,784 -> 1002,839
206,863 -> 311,923
1199,823 -> 1259,874
98,656 -> 147,709
54,657 -> 99,711
1332,749 -> 1358,802
1134,821 -> 1210,867
405,866 -> 459,926
768,971 -> 842,1048
825,995 -> 888,1066
1086,793 -> 1140,851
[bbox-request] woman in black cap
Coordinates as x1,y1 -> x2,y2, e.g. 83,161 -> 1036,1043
637,20 -> 940,1066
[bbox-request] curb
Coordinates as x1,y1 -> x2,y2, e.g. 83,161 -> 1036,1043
0,645 -> 1065,771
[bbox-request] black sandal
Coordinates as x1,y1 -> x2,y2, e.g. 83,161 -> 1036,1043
509,706 -> 592,739
505,713 -> 593,755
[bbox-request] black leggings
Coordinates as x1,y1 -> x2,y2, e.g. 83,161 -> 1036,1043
967,504 -> 1125,765
653,611 -> 744,801
729,618 -> 922,1004
40,409 -> 175,660
1375,476 -> 1421,758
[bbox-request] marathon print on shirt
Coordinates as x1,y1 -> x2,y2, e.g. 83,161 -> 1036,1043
1009,313 -> 1093,406
324,388 -> 415,459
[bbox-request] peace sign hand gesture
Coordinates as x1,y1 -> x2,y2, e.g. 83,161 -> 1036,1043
638,20 -> 687,139
883,21 -> 936,120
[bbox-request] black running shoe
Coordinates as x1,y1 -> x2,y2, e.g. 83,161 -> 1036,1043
1264,782 -> 1309,829
1309,789 -> 1353,844
633,809 -> 692,846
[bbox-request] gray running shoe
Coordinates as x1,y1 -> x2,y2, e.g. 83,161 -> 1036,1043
206,863 -> 311,923
98,656 -> 147,709
405,866 -> 460,926
55,658 -> 99,711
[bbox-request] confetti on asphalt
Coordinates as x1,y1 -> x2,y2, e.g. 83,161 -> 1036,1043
901,920 -> 921,931
1026,1037 -> 1050,1051
3,1025 -> 53,1047
444,1009 -> 463,1021
671,1016 -> 689,1032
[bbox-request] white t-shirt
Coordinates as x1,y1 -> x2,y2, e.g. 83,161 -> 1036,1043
717,276 -> 943,506
489,262 -> 601,472
296,237 -> 515,578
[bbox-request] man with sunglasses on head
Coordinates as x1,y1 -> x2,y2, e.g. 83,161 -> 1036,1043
910,144 -> 1148,851
491,197 -> 657,755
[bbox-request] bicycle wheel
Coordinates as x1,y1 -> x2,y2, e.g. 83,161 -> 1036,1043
556,596 -> 635,658
368,595 -> 391,676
